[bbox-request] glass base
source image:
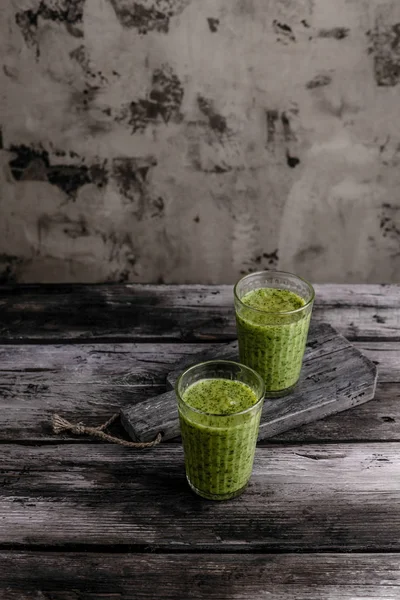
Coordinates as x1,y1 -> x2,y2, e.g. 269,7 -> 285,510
264,381 -> 297,398
187,477 -> 249,501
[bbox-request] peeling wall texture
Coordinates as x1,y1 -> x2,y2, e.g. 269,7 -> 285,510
1,0 -> 400,283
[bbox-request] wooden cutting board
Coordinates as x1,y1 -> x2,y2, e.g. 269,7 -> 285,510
120,322 -> 378,443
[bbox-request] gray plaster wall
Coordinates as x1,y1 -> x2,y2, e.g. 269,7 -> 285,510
0,0 -> 400,284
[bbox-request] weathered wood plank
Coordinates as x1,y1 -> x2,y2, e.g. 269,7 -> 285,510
121,323 -> 377,442
271,383 -> 400,443
1,443 -> 400,551
0,382 -> 397,443
354,341 -> 400,382
0,323 -> 355,386
0,552 -> 399,600
0,384 -> 163,440
0,284 -> 399,341
0,329 -> 397,443
0,339 -> 396,387
0,343 -> 201,385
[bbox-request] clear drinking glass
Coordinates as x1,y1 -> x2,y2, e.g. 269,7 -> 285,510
176,360 -> 265,501
234,270 -> 315,397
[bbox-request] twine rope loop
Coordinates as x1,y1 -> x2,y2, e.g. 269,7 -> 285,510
52,413 -> 162,448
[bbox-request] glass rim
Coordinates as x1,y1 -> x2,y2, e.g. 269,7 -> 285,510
233,269 -> 315,316
175,359 -> 265,417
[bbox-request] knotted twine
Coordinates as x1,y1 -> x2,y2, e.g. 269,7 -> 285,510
52,413 -> 162,448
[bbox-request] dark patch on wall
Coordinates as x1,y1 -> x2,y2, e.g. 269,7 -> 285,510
266,109 -> 300,152
8,144 -> 108,199
70,45 -> 109,84
240,249 -> 279,274
47,165 -> 91,196
64,216 -> 89,238
197,96 -> 227,133
107,267 -> 135,283
108,0 -> 189,34
8,145 -> 50,181
3,65 -> 17,80
207,18 -> 219,32
129,65 -> 184,133
266,109 -> 279,144
301,19 -> 310,28
117,270 -> 130,282
0,255 -> 24,284
185,120 -> 238,174
105,232 -> 138,280
70,85 -> 115,135
263,249 -> 279,266
281,112 -> 296,142
71,85 -> 101,112
15,10 -> 38,50
379,203 -> 400,240
379,135 -> 390,156
306,74 -> 332,89
273,20 -> 296,43
109,233 -> 138,268
318,27 -> 349,40
211,165 -> 231,174
16,0 -> 85,55
112,157 -> 151,199
70,45 -> 90,71
368,17 -> 400,86
112,155 -> 158,218
38,214 -> 90,241
151,196 -> 165,217
194,215 -> 200,223
286,151 -> 300,168
108,0 -> 168,33
90,163 -> 108,188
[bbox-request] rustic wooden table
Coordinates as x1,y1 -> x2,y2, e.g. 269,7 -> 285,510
0,283 -> 399,599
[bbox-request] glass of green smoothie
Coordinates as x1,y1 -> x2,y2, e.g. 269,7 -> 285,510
234,270 -> 315,397
176,360 -> 265,501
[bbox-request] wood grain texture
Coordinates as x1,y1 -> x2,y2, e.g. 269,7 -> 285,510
0,339 -> 394,388
0,382 -> 397,443
0,383 -> 164,440
1,443 -> 400,551
0,342 -> 219,386
0,552 -> 399,600
121,323 -> 377,442
271,383 -> 400,442
0,335 -> 397,443
0,333 -> 396,443
0,284 -> 399,342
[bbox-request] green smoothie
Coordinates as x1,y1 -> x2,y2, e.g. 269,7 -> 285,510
236,288 -> 311,394
179,378 -> 262,500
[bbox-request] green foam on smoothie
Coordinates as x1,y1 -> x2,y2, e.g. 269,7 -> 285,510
182,378 -> 258,415
241,288 -> 305,313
